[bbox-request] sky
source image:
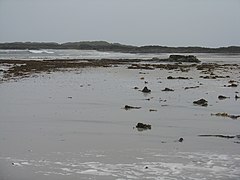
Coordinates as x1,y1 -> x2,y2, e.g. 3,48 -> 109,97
0,0 -> 240,47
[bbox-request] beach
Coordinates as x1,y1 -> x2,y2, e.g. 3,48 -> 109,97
0,52 -> 240,179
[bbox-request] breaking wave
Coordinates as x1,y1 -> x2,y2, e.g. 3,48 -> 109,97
28,49 -> 54,54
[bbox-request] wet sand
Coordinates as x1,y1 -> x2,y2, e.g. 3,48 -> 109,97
0,59 -> 240,179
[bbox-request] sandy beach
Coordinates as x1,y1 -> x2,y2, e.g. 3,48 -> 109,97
0,55 -> 240,179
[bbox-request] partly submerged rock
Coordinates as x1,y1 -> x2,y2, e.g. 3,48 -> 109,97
136,123 -> 151,130
218,95 -> 230,100
162,88 -> 174,92
211,112 -> 240,119
193,98 -> 208,106
168,55 -> 201,63
142,86 -> 151,93
178,138 -> 184,142
149,109 -> 157,112
167,76 -> 190,80
235,94 -> 240,99
198,134 -> 235,139
211,112 -> 229,117
228,83 -> 238,87
124,105 -> 141,110
184,86 -> 199,90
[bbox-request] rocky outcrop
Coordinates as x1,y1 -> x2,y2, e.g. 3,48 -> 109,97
168,55 -> 200,63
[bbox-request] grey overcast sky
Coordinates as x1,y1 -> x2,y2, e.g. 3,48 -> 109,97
0,0 -> 239,47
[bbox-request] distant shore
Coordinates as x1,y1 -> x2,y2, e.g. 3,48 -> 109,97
1,41 -> 240,53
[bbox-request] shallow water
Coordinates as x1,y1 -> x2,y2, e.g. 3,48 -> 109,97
0,62 -> 240,179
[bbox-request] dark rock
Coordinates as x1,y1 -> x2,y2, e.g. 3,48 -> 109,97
218,95 -> 229,100
142,86 -> 151,93
136,123 -> 151,130
162,88 -> 174,92
168,55 -> 200,63
228,83 -> 238,87
184,86 -> 199,90
149,109 -> 157,112
235,94 -> 240,99
167,76 -> 190,80
198,135 -> 235,139
178,138 -> 184,142
211,112 -> 240,119
200,75 -> 229,79
228,115 -> 240,119
124,105 -> 141,110
229,80 -> 238,84
193,98 -> 208,106
211,112 -> 229,117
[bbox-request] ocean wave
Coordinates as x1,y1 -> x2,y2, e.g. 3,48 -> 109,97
28,49 -> 54,54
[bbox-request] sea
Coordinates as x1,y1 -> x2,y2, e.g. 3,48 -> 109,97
0,49 -> 240,64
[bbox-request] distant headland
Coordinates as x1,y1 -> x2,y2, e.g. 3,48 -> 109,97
0,41 -> 240,54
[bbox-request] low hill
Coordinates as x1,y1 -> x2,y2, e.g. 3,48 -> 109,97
0,41 -> 240,53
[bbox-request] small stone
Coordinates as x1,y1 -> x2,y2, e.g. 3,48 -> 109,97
162,88 -> 174,92
149,109 -> 157,112
142,86 -> 151,93
178,138 -> 184,142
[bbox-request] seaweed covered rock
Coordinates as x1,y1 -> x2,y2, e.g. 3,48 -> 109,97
136,123 -> 151,130
168,55 -> 200,63
193,98 -> 208,106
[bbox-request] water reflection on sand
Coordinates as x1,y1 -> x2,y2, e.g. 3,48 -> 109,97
0,56 -> 240,179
